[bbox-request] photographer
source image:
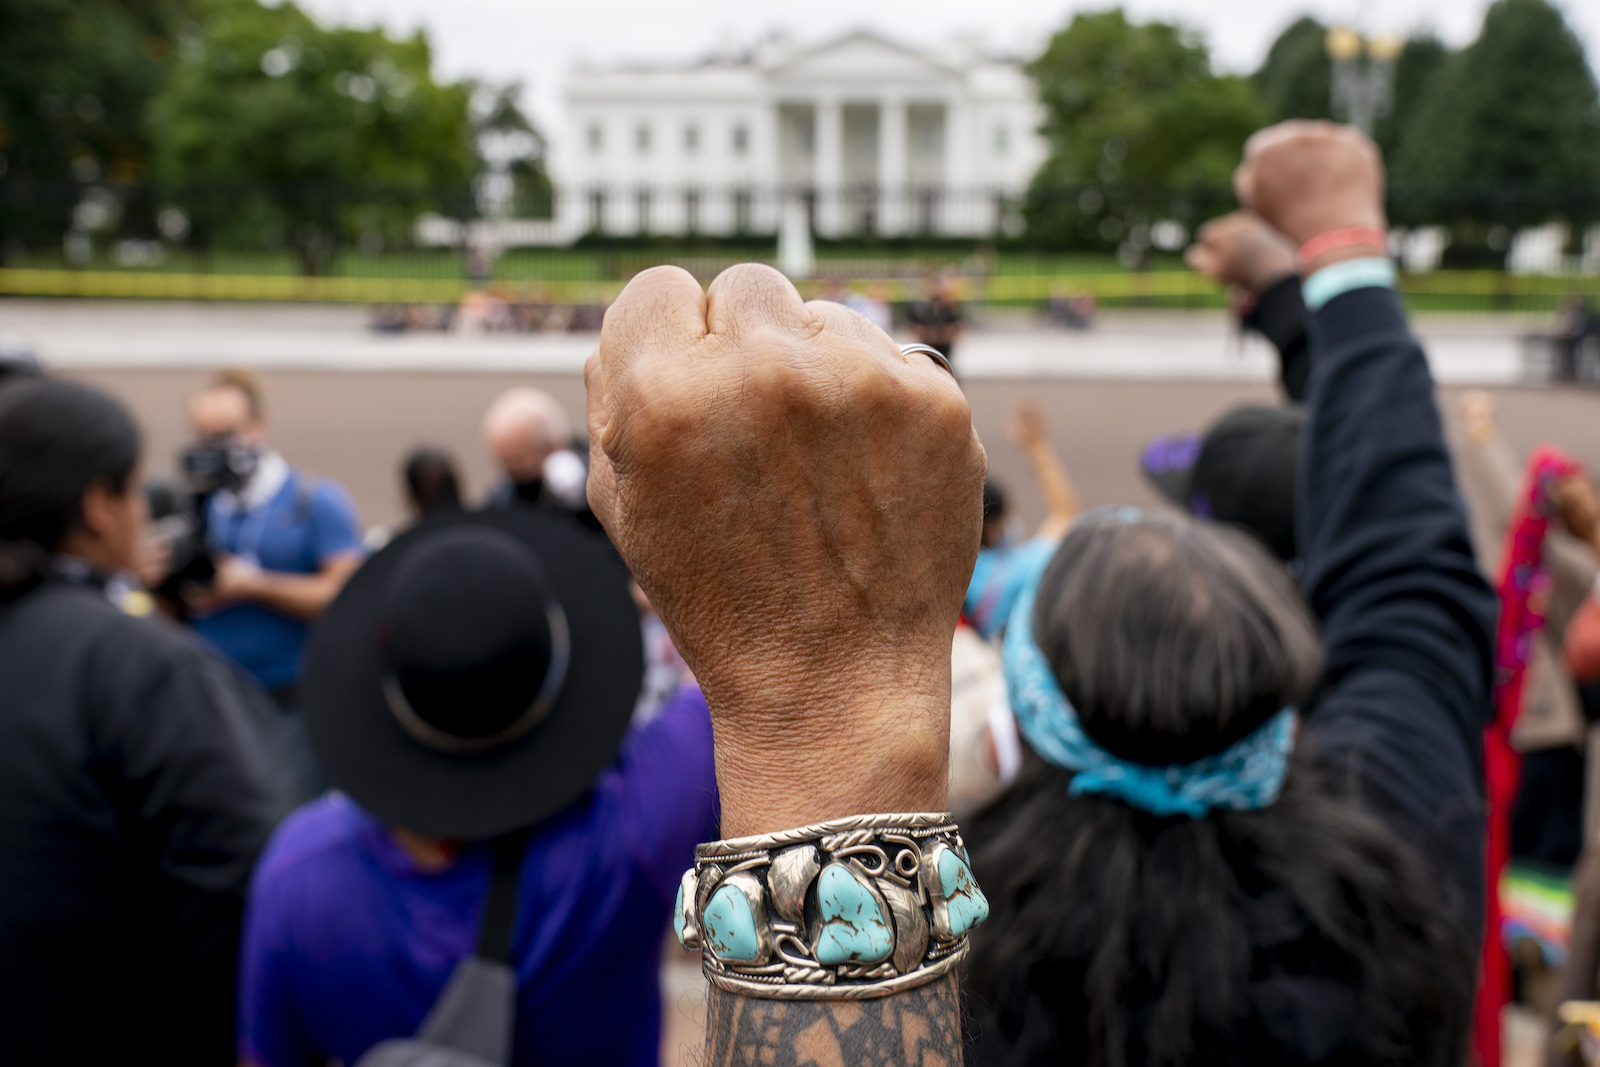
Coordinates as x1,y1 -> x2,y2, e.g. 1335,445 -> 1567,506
175,369 -> 363,799
0,379 -> 291,1065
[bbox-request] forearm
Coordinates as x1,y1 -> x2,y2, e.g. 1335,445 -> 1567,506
239,557 -> 357,620
1243,274 -> 1310,402
706,969 -> 962,1066
1023,441 -> 1079,539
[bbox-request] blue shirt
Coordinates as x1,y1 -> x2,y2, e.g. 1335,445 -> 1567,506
192,469 -> 361,690
964,536 -> 1060,640
237,684 -> 719,1067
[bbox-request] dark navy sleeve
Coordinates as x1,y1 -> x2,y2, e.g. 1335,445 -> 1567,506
614,684 -> 719,903
1296,286 -> 1496,931
1244,274 -> 1311,402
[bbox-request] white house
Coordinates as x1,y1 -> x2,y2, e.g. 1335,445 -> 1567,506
545,30 -> 1047,242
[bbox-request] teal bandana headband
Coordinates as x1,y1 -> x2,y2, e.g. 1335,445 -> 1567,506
999,552 -> 1297,819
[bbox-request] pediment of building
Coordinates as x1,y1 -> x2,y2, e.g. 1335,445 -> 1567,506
764,31 -> 961,90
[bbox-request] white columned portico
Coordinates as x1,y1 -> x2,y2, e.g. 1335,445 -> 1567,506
941,98 -> 968,235
813,95 -> 843,237
878,95 -> 908,236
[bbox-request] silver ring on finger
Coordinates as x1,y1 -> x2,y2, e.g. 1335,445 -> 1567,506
900,343 -> 955,378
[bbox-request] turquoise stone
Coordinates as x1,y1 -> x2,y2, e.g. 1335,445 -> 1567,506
813,864 -> 894,965
703,884 -> 761,963
673,885 -> 688,947
937,847 -> 990,937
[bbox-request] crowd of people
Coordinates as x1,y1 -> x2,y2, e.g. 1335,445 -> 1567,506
2,119 -> 1600,1067
365,274 -> 1007,364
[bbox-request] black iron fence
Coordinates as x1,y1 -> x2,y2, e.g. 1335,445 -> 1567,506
1,179 -> 1597,310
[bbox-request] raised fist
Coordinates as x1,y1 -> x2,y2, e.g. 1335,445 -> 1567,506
1184,211 -> 1298,297
1233,120 -> 1387,263
585,264 -> 987,835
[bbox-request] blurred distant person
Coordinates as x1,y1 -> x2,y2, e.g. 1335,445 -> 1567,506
1140,406 -> 1303,564
455,288 -> 511,335
1554,294 -> 1597,383
481,387 -> 593,525
1046,287 -> 1097,330
908,273 -> 965,371
0,379 -> 291,1066
964,400 -> 1080,639
403,447 -> 464,520
846,282 -> 893,334
238,510 -> 716,1067
176,369 -> 363,799
364,447 -> 467,553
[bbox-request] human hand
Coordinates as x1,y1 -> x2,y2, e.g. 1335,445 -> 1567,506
1006,400 -> 1048,452
1458,391 -> 1498,446
136,534 -> 173,591
183,552 -> 258,615
586,264 -> 986,836
1184,211 -> 1298,297
1233,120 -> 1387,271
1554,474 -> 1600,549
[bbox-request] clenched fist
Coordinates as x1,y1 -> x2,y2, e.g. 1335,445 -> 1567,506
1184,211 -> 1298,298
585,264 -> 987,835
1234,120 -> 1387,271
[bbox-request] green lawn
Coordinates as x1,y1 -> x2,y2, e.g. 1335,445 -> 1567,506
3,243 -> 1596,313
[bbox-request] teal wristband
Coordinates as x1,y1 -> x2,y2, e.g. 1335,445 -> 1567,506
1302,257 -> 1397,310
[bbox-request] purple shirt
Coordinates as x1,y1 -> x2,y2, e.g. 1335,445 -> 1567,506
238,684 -> 717,1067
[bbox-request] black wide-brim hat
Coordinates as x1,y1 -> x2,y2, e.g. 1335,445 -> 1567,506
304,508 -> 642,840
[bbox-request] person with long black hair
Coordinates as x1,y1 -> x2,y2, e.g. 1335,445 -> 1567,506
0,379 -> 292,1065
965,122 -> 1495,1066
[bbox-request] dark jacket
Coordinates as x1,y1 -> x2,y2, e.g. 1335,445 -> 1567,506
1297,286 -> 1494,936
0,576 -> 293,1065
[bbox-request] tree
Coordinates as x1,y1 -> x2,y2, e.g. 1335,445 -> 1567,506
1254,17 -> 1332,123
1022,9 -> 1268,251
146,0 -> 478,272
473,82 -> 552,219
1373,36 -> 1452,161
1391,0 -> 1600,230
0,0 -> 194,245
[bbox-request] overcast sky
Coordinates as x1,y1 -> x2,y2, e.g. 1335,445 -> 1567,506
296,0 -> 1600,139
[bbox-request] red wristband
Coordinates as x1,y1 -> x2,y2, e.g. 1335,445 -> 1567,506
1297,227 -> 1389,270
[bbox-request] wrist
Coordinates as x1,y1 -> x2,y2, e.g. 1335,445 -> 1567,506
1245,265 -> 1297,298
713,740 -> 948,838
234,564 -> 265,600
1302,244 -> 1388,277
701,657 -> 952,836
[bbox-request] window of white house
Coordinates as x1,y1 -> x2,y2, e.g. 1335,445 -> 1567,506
994,124 -> 1009,156
685,123 -> 700,153
636,124 -> 651,154
587,124 -> 603,153
732,123 -> 749,156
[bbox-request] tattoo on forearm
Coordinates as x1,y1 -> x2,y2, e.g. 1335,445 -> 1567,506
702,974 -> 962,1067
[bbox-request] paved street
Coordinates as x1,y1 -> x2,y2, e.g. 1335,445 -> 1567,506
52,362 -> 1600,535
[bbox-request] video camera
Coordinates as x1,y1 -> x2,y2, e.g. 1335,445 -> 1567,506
147,437 -> 260,601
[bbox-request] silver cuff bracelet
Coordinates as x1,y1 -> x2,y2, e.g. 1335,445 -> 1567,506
674,812 -> 989,1000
